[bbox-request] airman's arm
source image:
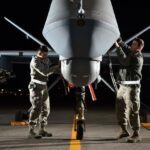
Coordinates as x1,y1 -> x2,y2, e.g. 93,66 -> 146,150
31,58 -> 50,76
115,42 -> 130,66
47,64 -> 61,76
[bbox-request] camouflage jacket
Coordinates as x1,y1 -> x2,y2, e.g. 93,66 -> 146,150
30,56 -> 60,82
116,42 -> 143,82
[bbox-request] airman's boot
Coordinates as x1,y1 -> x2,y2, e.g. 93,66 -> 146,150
127,130 -> 141,143
118,125 -> 130,139
39,126 -> 52,137
28,126 -> 42,139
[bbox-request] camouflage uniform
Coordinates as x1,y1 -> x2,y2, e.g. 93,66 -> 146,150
28,56 -> 59,130
116,41 -> 143,133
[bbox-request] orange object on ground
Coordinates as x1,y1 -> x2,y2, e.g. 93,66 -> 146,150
11,121 -> 29,126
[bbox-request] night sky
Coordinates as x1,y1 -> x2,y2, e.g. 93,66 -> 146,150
0,0 -> 150,51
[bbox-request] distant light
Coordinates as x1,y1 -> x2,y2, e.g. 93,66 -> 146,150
18,89 -> 22,92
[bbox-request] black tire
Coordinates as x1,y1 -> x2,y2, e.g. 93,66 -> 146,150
15,111 -> 24,121
15,111 -> 29,121
140,110 -> 147,123
23,112 -> 29,120
76,122 -> 84,140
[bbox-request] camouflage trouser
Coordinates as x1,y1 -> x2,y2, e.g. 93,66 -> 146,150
75,87 -> 85,121
28,82 -> 50,128
116,85 -> 141,130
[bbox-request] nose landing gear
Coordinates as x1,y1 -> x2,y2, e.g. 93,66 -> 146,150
74,117 -> 85,140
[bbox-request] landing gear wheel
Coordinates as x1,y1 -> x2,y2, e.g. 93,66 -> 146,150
76,121 -> 84,140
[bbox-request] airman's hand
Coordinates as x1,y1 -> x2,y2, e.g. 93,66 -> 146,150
115,42 -> 120,48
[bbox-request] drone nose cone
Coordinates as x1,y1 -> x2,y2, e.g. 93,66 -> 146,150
61,59 -> 100,86
43,0 -> 120,58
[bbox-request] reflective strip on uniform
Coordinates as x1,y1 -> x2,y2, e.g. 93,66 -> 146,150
31,79 -> 47,85
31,66 -> 47,77
121,80 -> 140,85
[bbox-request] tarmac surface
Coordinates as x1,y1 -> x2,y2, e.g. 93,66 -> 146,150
0,106 -> 150,150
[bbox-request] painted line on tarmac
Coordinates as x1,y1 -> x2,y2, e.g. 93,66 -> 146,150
70,116 -> 81,150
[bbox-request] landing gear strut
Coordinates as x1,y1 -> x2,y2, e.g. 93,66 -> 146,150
72,86 -> 86,140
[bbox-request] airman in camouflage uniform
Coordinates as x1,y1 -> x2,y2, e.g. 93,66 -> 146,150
115,38 -> 144,143
28,46 -> 60,138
